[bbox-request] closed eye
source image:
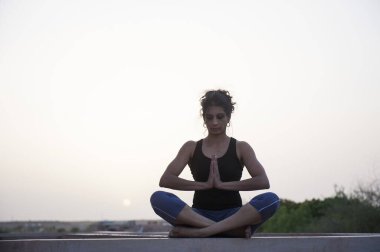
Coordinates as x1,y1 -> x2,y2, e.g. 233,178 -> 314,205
205,113 -> 226,120
216,114 -> 225,120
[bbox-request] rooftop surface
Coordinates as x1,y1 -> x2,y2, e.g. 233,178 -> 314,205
1,232 -> 380,252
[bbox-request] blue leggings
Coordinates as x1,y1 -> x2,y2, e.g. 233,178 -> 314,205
150,191 -> 280,234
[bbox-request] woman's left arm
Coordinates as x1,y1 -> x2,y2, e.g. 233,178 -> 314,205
214,141 -> 270,191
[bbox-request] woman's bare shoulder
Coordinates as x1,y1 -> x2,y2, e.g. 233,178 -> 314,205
179,140 -> 198,158
236,140 -> 252,149
183,140 -> 197,146
236,140 -> 255,158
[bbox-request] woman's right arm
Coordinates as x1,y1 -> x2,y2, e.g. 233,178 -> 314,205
159,141 -> 212,191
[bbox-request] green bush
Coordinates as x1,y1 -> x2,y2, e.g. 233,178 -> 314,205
258,183 -> 380,233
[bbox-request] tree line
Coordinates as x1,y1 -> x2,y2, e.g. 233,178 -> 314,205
259,182 -> 380,233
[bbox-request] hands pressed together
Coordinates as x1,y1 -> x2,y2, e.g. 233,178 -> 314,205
205,155 -> 224,189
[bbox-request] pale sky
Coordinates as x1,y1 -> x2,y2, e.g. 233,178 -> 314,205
1,0 -> 379,221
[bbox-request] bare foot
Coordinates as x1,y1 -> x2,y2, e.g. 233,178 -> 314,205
244,226 -> 252,238
169,226 -> 252,238
222,226 -> 252,238
169,226 -> 206,238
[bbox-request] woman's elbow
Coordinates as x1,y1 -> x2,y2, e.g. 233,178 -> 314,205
159,176 -> 166,187
159,174 -> 171,188
265,180 -> 270,189
159,174 -> 165,187
262,177 -> 270,189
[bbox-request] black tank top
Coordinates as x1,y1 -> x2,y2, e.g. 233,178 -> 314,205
189,137 -> 243,210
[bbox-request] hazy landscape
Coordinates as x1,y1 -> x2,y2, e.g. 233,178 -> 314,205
2,181 -> 379,239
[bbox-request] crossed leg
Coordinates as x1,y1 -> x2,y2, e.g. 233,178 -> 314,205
173,205 -> 215,227
170,203 -> 261,238
150,191 -> 279,238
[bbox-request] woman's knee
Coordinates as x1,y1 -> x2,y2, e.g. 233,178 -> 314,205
262,192 -> 280,202
249,192 -> 280,221
150,191 -> 187,224
150,191 -> 165,206
150,191 -> 183,207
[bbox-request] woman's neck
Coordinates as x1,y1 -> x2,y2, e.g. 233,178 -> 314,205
205,133 -> 229,145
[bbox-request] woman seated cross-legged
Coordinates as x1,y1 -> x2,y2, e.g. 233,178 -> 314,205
150,89 -> 280,238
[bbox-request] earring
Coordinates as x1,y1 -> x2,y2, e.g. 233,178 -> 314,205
227,122 -> 231,127
203,122 -> 206,128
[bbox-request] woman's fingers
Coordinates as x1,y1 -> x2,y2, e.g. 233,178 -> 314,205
211,157 -> 222,189
212,157 -> 219,174
207,155 -> 220,189
205,158 -> 214,189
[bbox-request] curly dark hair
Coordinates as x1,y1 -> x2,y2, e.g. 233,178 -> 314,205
200,89 -> 236,119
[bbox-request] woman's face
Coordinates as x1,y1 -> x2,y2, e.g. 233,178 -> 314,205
203,106 -> 230,135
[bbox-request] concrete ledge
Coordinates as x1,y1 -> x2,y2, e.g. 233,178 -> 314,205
1,234 -> 379,252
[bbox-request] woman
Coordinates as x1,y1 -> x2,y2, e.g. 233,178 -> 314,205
150,90 -> 280,238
